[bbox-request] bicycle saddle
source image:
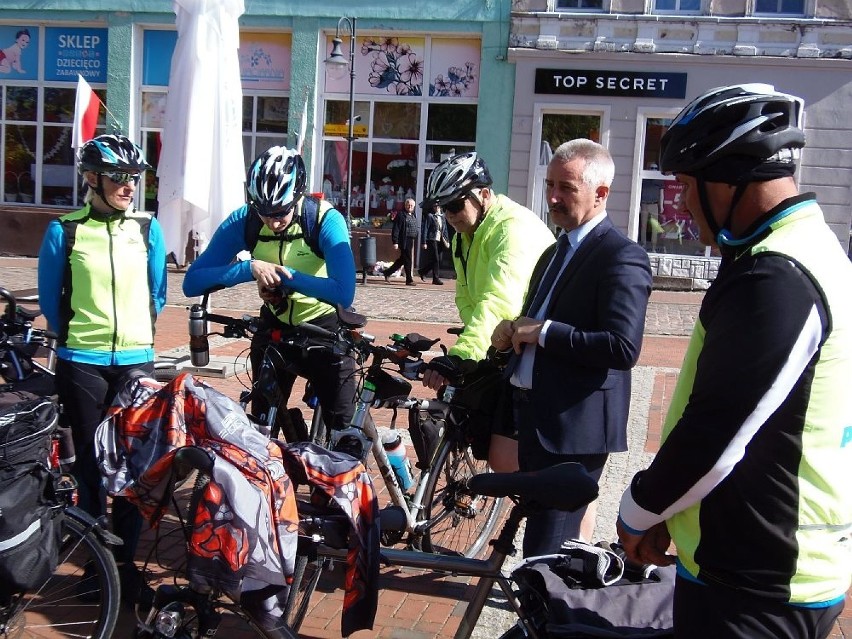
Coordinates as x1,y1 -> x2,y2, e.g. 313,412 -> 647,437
336,305 -> 367,329
468,462 -> 599,513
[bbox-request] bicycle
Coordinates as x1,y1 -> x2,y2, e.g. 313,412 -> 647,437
188,294 -> 325,445
190,296 -> 507,562
278,460 -> 600,638
0,286 -> 121,639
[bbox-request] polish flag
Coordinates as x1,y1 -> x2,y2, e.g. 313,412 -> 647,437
71,74 -> 102,150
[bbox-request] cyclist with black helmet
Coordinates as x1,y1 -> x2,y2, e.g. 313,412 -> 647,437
617,84 -> 852,638
37,133 -> 167,601
421,151 -> 554,472
183,146 -> 357,435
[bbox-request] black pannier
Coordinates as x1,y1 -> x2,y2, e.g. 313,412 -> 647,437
0,396 -> 63,599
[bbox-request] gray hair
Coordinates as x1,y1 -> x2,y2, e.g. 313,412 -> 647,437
552,139 -> 615,190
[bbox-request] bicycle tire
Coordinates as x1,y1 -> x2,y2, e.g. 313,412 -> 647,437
419,436 -> 506,558
283,552 -> 324,632
0,508 -> 120,639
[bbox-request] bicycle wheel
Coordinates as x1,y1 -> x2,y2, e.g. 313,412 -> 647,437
283,552 -> 325,632
0,508 -> 120,639
419,436 -> 506,558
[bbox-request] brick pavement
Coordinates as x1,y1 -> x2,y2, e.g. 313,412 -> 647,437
0,257 -> 847,638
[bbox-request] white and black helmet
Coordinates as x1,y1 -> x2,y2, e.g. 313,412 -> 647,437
659,84 -> 805,179
77,134 -> 151,174
422,152 -> 492,209
246,146 -> 306,217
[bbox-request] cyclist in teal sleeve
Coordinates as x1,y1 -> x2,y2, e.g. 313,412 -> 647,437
420,152 -> 555,472
183,146 -> 357,435
617,84 -> 851,639
37,133 -> 166,601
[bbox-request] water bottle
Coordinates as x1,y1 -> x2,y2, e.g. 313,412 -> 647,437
188,304 -> 210,367
382,431 -> 414,491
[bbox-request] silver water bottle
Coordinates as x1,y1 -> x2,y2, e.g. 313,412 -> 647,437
188,304 -> 209,367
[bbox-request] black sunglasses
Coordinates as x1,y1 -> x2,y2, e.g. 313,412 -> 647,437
251,200 -> 295,219
443,196 -> 468,215
103,172 -> 142,186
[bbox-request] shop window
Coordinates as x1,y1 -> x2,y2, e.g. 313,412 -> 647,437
242,94 -> 290,166
426,103 -> 476,143
3,85 -> 101,207
754,0 -> 804,14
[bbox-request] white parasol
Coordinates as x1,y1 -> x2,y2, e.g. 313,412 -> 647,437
156,0 -> 246,266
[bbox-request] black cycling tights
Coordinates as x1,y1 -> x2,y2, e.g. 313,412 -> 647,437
55,358 -> 151,563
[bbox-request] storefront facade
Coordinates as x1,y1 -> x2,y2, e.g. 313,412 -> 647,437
508,0 -> 852,285
0,1 -> 513,259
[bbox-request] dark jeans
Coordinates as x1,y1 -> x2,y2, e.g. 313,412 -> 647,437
55,358 -> 150,564
250,309 -> 356,432
673,575 -> 844,639
387,239 -> 416,283
419,240 -> 444,281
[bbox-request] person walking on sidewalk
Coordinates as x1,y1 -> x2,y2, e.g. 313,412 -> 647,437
385,197 -> 419,285
491,139 -> 652,554
37,134 -> 167,601
183,146 -> 357,437
418,204 -> 449,284
421,151 -> 555,473
617,84 -> 852,639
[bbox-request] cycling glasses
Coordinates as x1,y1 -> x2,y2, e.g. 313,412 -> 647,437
250,200 -> 296,219
102,172 -> 142,186
442,197 -> 469,215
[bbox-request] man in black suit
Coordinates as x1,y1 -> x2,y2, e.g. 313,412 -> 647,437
492,138 -> 652,557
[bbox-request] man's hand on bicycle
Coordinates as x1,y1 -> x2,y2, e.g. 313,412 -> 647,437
422,354 -> 463,391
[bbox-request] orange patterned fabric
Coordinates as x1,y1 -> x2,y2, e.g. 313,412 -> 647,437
96,372 -> 379,635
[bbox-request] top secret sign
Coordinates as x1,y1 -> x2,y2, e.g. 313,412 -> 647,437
535,69 -> 687,99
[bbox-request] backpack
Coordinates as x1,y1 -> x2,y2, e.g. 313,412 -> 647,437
0,396 -> 63,599
244,195 -> 325,259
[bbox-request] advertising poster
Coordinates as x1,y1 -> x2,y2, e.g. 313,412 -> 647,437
239,32 -> 291,90
45,27 -> 109,83
0,25 -> 38,80
660,180 -> 700,242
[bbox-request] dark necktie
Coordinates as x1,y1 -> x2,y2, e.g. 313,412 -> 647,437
503,234 -> 570,382
526,233 -> 570,317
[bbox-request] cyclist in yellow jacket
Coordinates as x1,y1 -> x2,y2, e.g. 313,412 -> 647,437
421,152 -> 554,471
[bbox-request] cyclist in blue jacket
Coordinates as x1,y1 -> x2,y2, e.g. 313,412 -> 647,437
183,146 -> 357,435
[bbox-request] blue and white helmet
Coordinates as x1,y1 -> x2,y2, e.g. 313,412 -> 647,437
77,134 -> 150,174
246,146 -> 307,217
422,152 -> 492,209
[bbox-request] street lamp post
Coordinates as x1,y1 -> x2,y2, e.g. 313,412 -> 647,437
325,16 -> 357,233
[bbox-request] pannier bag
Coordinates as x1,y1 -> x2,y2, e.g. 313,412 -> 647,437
512,539 -> 675,638
444,358 -> 512,460
0,396 -> 63,599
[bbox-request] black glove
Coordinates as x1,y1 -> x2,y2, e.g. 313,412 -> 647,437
425,354 -> 464,381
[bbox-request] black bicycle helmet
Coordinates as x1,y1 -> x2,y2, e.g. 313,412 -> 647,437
77,134 -> 151,174
659,84 -> 804,180
246,146 -> 306,218
422,152 -> 493,209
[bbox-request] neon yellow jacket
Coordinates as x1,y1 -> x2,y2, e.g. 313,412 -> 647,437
449,194 -> 555,360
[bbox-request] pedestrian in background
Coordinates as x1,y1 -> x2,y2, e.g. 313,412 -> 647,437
492,139 -> 652,554
617,84 -> 851,639
385,197 -> 419,285
37,134 -> 167,602
418,204 -> 449,284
